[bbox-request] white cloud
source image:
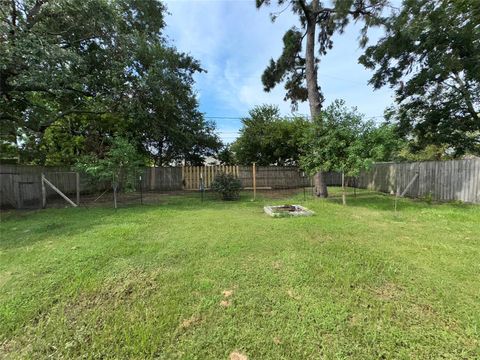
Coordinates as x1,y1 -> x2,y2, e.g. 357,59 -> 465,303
163,0 -> 395,141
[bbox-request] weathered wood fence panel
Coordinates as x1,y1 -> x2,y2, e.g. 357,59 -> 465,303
143,167 -> 182,191
357,159 -> 479,203
0,165 -> 78,208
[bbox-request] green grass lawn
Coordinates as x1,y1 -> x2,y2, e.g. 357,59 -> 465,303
1,188 -> 479,359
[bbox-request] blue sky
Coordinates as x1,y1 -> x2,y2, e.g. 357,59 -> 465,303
164,0 -> 395,143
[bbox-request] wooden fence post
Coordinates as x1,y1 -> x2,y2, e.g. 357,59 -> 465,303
41,173 -> 46,208
76,172 -> 80,206
150,167 -> 156,191
253,162 -> 256,200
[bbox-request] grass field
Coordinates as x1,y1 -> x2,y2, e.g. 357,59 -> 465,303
1,188 -> 479,359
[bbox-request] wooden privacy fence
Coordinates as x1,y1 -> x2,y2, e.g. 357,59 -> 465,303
144,167 -> 182,191
2,159 -> 479,208
182,165 -> 239,190
181,165 -> 315,190
238,165 -> 312,189
357,158 -> 480,203
0,165 -> 83,209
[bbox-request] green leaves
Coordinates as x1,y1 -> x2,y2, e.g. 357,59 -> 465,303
75,136 -> 144,192
231,105 -> 309,166
1,0 -> 219,166
360,0 -> 480,157
300,100 -> 402,177
210,172 -> 242,200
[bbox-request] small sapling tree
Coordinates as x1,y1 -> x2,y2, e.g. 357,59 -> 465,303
75,137 -> 144,208
300,100 -> 394,205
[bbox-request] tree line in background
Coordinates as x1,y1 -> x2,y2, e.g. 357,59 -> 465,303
220,101 -> 402,166
1,0 -> 478,185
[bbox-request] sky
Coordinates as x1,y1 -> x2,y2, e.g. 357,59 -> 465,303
163,0 -> 395,143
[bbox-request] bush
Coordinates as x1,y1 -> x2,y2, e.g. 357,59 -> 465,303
211,172 -> 242,200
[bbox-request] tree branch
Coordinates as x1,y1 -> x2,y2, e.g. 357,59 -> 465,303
26,0 -> 48,29
453,73 -> 480,121
57,109 -> 108,119
296,0 -> 310,17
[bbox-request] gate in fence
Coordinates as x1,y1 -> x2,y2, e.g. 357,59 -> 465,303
182,165 -> 239,190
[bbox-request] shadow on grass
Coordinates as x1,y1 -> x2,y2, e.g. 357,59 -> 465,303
0,194 -> 260,250
326,189 -> 475,212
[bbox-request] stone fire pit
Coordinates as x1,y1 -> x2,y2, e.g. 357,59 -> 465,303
264,204 -> 314,218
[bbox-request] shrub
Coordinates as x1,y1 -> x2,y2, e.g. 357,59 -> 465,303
211,172 -> 242,200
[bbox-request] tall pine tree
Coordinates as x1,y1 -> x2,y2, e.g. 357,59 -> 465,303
257,0 -> 386,197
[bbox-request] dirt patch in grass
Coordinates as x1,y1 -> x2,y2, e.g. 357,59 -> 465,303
348,314 -> 362,327
273,336 -> 282,345
229,351 -> 248,360
67,269 -> 159,313
220,300 -> 231,308
179,315 -> 201,330
220,288 -> 235,307
222,289 -> 234,298
374,282 -> 403,301
287,289 -> 301,300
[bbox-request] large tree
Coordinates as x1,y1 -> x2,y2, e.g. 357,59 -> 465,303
359,0 -> 480,157
231,104 -> 309,166
256,0 -> 386,197
0,0 -> 220,165
300,99 -> 401,204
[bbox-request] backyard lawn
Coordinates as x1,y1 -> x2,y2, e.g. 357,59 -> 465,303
0,188 -> 479,359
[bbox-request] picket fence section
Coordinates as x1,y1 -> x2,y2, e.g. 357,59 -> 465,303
182,165 -> 239,190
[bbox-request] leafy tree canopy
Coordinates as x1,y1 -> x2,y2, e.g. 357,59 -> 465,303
0,0 -> 220,165
360,0 -> 480,157
216,144 -> 237,165
75,136 -> 144,192
300,99 -> 402,177
231,105 -> 309,166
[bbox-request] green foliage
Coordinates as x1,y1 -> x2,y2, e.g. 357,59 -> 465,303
231,105 -> 309,166
216,144 -> 237,165
300,100 -> 400,177
397,144 -> 454,162
360,0 -> 480,156
75,137 -> 144,192
363,123 -> 406,162
210,172 -> 242,200
258,0 -> 386,110
0,0 -> 220,165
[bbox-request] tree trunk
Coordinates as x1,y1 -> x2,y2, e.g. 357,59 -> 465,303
305,2 -> 328,198
341,172 -> 346,205
113,184 -> 117,209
